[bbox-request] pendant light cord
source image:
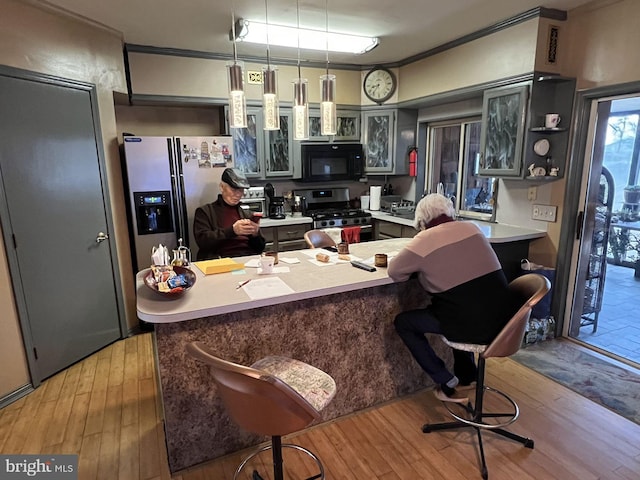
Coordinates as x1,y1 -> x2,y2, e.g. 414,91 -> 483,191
231,1 -> 238,64
264,0 -> 271,67
296,0 -> 301,79
325,0 -> 329,75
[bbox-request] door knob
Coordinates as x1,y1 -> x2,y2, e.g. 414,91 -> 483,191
96,232 -> 109,243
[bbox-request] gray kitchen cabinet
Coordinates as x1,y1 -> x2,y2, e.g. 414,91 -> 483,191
374,219 -> 417,239
363,109 -> 417,175
336,110 -> 360,141
229,106 -> 264,179
264,110 -> 297,177
309,108 -> 361,142
228,107 -> 300,179
261,223 -> 310,252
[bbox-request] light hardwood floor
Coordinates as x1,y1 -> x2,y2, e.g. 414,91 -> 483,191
1,332 -> 640,480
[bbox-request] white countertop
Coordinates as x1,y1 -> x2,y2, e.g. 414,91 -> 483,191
137,238 -> 409,324
137,220 -> 546,323
260,215 -> 313,228
370,211 -> 545,243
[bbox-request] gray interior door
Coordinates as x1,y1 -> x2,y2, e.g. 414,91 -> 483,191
0,73 -> 121,381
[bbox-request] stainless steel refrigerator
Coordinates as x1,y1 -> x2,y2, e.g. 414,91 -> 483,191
122,135 -> 234,272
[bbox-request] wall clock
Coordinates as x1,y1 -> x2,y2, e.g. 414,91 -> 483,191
363,67 -> 397,104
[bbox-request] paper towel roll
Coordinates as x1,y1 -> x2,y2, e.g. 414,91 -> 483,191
370,186 -> 382,211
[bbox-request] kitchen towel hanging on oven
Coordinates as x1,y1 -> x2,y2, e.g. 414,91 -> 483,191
342,226 -> 361,244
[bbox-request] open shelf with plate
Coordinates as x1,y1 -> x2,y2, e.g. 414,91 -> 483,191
522,73 -> 576,181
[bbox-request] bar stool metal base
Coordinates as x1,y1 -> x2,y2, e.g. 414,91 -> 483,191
422,357 -> 534,479
234,435 -> 325,480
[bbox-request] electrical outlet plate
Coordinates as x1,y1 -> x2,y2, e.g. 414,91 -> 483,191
532,204 -> 557,222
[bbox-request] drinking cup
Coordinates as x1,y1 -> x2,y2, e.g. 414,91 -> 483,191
259,255 -> 275,274
374,253 -> 388,267
337,242 -> 350,254
545,113 -> 561,128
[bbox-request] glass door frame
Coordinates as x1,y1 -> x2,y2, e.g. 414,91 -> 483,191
555,81 -> 640,338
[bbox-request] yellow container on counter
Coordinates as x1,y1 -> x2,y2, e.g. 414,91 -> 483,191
192,258 -> 244,275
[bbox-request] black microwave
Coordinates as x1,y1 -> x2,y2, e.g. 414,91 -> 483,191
300,143 -> 364,183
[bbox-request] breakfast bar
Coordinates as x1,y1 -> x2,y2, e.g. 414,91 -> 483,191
138,229 -> 545,473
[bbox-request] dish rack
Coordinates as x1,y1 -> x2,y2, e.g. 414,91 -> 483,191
380,196 -> 415,215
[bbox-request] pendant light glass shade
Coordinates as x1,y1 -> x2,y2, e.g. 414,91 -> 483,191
262,66 -> 280,130
320,74 -> 337,136
292,78 -> 309,140
227,61 -> 247,129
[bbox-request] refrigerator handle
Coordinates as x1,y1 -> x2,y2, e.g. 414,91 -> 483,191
169,138 -> 187,247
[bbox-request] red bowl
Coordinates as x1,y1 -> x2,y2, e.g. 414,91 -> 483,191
143,265 -> 196,297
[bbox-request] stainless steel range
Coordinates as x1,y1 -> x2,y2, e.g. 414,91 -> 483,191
295,187 -> 372,231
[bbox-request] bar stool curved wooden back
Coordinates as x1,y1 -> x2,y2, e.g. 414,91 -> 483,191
304,230 -> 336,249
185,341 -> 336,480
423,273 -> 551,480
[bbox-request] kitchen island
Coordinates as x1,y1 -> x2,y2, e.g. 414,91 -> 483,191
139,229 -> 546,473
139,239 -> 441,473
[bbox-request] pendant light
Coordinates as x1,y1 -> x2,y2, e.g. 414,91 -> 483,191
262,0 -> 280,130
320,0 -> 337,136
292,0 -> 309,140
227,4 -> 247,129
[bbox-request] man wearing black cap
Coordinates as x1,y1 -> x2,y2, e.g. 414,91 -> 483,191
193,168 -> 266,260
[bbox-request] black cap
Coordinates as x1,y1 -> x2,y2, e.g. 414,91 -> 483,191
221,168 -> 250,189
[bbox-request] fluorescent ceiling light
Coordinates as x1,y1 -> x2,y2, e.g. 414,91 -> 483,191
234,19 -> 378,55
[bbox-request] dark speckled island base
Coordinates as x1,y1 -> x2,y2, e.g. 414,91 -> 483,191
155,278 -> 453,473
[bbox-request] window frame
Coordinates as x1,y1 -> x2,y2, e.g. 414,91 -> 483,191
426,116 -> 497,222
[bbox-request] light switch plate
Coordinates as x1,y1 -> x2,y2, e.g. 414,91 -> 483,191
532,204 -> 557,222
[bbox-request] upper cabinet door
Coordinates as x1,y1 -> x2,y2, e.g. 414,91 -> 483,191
309,109 -> 330,142
308,109 -> 361,142
264,110 -> 294,177
363,110 -> 395,173
230,107 -> 263,178
478,84 -> 529,178
335,110 -> 360,141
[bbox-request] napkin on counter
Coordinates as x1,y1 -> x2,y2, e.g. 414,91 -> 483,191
279,257 -> 300,264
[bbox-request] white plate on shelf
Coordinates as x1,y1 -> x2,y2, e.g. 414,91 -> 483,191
533,138 -> 550,156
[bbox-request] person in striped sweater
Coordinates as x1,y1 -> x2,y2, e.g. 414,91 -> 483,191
388,193 -> 518,403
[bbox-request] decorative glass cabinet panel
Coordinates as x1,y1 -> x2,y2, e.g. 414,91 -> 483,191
363,110 -> 395,173
309,109 -> 360,142
264,111 -> 294,177
478,85 -> 529,178
230,107 -> 263,178
309,110 -> 329,141
335,111 -> 360,141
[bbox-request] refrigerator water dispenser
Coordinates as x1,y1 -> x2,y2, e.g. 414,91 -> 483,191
134,191 -> 174,235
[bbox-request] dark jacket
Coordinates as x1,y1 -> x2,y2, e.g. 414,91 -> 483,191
388,220 -> 518,343
193,195 -> 266,260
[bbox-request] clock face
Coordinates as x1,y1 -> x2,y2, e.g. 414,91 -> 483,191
363,68 -> 396,104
